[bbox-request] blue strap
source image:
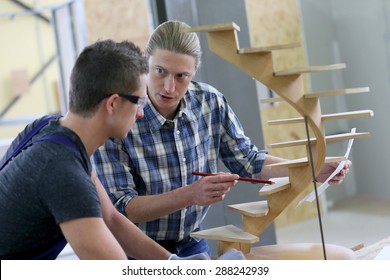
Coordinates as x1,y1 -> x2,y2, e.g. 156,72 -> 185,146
10,115 -> 61,159
34,134 -> 80,154
0,115 -> 61,171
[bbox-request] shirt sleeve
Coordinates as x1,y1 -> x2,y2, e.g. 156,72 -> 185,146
91,138 -> 137,214
215,91 -> 268,178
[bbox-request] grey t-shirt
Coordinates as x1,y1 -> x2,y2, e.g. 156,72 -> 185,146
0,116 -> 102,259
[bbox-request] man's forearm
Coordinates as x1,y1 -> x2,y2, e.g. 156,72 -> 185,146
261,155 -> 289,179
109,210 -> 171,260
125,187 -> 191,223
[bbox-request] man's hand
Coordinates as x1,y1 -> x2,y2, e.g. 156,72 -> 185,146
317,160 -> 352,185
185,173 -> 239,206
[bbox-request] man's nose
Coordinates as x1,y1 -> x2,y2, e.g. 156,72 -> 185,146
164,75 -> 175,93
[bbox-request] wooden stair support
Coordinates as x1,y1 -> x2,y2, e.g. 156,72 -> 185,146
186,21 -> 371,256
187,20 -> 326,245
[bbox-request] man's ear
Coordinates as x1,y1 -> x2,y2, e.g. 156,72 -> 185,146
104,94 -> 119,115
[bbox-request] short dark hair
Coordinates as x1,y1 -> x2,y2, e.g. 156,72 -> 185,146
68,39 -> 148,117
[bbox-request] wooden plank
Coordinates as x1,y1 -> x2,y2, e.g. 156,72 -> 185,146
259,177 -> 290,195
263,156 -> 346,170
190,224 -> 259,243
185,22 -> 240,33
274,63 -> 346,76
267,132 -> 370,149
260,97 -> 284,104
322,110 -> 374,121
239,42 -> 301,54
267,110 -> 374,125
261,87 -> 369,105
228,201 -> 269,217
304,87 -> 370,98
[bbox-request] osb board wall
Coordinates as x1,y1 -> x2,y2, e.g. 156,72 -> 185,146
244,0 -> 325,227
83,0 -> 150,49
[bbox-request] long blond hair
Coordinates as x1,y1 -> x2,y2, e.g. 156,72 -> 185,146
145,20 -> 202,69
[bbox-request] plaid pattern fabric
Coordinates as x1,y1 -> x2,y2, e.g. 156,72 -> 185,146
92,81 -> 268,241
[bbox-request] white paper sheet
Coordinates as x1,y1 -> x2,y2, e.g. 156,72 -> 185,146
296,128 -> 356,207
374,246 -> 390,260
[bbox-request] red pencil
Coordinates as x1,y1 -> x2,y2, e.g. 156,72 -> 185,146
191,171 -> 273,185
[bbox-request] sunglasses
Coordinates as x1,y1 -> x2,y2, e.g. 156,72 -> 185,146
117,93 -> 148,110
101,93 -> 148,110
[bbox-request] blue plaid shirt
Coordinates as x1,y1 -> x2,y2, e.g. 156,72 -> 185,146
92,81 -> 268,242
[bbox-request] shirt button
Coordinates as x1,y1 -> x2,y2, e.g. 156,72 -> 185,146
183,158 -> 186,162
176,130 -> 180,135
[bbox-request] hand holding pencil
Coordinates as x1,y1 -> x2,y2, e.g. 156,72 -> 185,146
192,171 -> 273,185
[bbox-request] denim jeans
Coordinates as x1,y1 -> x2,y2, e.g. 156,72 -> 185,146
175,238 -> 210,257
127,238 -> 210,260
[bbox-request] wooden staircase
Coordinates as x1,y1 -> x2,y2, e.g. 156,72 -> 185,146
185,22 -> 373,257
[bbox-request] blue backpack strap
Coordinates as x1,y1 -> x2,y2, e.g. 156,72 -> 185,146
10,115 -> 61,159
0,115 -> 62,171
34,134 -> 80,154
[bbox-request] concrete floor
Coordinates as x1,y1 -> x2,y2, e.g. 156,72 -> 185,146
276,195 -> 390,252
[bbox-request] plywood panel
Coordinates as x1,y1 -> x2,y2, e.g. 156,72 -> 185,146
84,0 -> 150,49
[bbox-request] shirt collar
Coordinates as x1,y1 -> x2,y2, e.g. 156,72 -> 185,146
144,92 -> 195,133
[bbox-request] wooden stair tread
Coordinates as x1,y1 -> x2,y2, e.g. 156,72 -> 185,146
274,63 -> 346,76
185,22 -> 240,32
228,201 -> 269,217
304,87 -> 370,98
263,156 -> 346,170
260,97 -> 284,104
261,87 -> 369,104
322,110 -> 374,121
259,177 -> 290,195
239,42 -> 300,54
268,110 -> 374,125
268,132 -> 370,149
190,225 -> 259,243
